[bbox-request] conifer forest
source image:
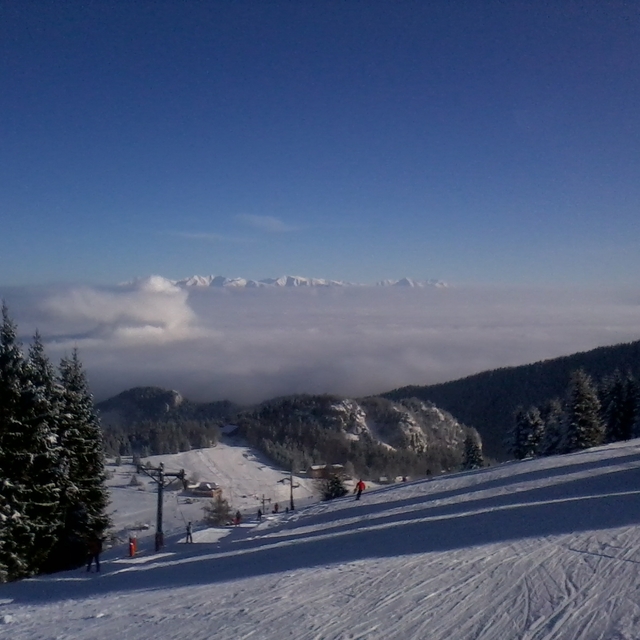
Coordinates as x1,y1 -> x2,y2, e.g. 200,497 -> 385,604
0,305 -> 109,582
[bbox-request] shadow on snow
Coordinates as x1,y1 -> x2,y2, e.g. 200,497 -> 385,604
4,452 -> 640,605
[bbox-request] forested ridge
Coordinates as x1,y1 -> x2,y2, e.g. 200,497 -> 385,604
385,340 -> 640,459
97,387 -> 237,457
97,339 -> 640,474
98,389 -> 481,480
236,394 -> 480,479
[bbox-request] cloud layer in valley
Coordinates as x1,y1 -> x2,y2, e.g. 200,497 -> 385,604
3,278 -> 640,404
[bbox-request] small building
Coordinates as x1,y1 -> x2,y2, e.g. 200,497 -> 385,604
306,464 -> 346,480
188,482 -> 222,498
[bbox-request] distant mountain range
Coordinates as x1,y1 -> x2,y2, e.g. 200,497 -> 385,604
171,275 -> 448,289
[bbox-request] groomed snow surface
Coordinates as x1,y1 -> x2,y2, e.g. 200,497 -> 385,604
3,440 -> 640,639
107,440 -> 321,542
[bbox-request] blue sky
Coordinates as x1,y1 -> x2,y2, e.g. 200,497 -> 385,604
2,1 -> 639,287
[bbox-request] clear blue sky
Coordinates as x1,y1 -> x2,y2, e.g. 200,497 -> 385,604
2,1 -> 639,286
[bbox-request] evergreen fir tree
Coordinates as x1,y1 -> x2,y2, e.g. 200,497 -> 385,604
562,370 -> 604,453
508,408 -> 528,460
633,381 -> 640,438
320,474 -> 348,501
48,350 -> 110,571
509,406 -> 545,460
525,407 -> 545,458
0,304 -> 32,581
601,370 -> 637,443
462,433 -> 484,470
20,333 -> 63,573
540,398 -> 564,456
0,501 -> 11,582
203,492 -> 232,526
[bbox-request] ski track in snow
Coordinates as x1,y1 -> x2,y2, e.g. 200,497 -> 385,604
4,441 -> 640,639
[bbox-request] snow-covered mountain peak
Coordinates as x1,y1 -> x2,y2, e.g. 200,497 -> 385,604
172,275 -> 447,289
376,277 -> 448,288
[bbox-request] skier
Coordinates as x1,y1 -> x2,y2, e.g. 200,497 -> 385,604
86,534 -> 103,572
235,510 -> 242,525
185,521 -> 193,543
354,479 -> 366,501
273,502 -> 279,514
257,508 -> 262,522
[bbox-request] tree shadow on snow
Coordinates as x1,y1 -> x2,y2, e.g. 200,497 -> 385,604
261,449 -> 640,536
6,459 -> 640,605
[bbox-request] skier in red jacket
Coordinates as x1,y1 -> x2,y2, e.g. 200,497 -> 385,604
354,479 -> 366,501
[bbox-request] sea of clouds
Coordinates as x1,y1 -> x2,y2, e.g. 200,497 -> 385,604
3,277 -> 640,404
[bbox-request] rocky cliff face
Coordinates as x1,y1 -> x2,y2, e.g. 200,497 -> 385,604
242,393 -> 476,457
330,396 -> 472,455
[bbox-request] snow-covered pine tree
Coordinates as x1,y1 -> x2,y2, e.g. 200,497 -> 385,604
321,474 -> 348,501
203,492 -> 232,526
0,474 -> 28,583
0,304 -> 32,581
0,501 -> 11,582
633,381 -> 640,438
524,407 -> 545,457
20,333 -> 63,573
562,369 -> 604,453
601,370 -> 637,443
507,408 -> 528,460
462,433 -> 484,470
49,349 -> 110,571
509,407 -> 544,460
540,398 -> 564,456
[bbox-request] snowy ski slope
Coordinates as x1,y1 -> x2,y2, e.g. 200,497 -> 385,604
3,440 -> 640,639
107,441 -> 321,541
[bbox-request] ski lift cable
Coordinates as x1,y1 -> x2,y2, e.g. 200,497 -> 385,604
176,492 -> 188,525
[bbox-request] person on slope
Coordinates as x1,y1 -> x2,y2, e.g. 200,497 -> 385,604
185,521 -> 193,543
354,479 -> 366,501
235,510 -> 242,525
86,534 -> 103,572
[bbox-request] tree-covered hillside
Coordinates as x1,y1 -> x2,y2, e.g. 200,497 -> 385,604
97,387 -> 480,480
384,340 -> 640,460
97,387 -> 239,457
97,386 -> 238,427
236,394 -> 480,479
